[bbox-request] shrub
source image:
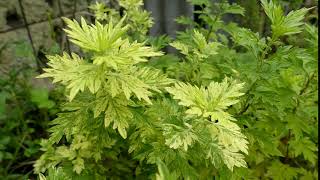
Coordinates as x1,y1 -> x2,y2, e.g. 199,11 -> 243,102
36,0 -> 318,179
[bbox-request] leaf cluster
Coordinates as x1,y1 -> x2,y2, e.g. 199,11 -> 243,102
37,0 -> 318,179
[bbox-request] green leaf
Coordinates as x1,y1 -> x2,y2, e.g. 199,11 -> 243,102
39,173 -> 46,180
167,78 -> 248,170
63,16 -> 128,52
231,27 -> 266,58
131,67 -> 175,92
106,67 -> 173,104
248,129 -> 283,157
266,160 -> 300,180
289,137 -> 317,164
93,39 -> 163,68
205,140 -> 247,171
286,114 -> 310,139
166,77 -> 245,116
163,123 -> 198,151
38,53 -> 102,101
103,95 -> 132,139
72,157 -> 85,174
221,3 -> 245,16
261,0 -> 310,37
106,72 -> 153,104
156,160 -> 178,180
63,16 -> 162,69
147,35 -> 172,50
42,166 -> 72,180
30,88 -> 55,109
170,30 -> 220,61
299,169 -> 318,180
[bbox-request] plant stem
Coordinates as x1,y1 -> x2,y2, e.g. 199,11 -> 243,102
4,134 -> 27,175
206,26 -> 213,41
286,72 -> 316,163
284,129 -> 291,163
299,72 -> 315,96
238,35 -> 279,116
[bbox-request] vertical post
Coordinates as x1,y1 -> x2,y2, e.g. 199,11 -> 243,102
17,0 -> 42,73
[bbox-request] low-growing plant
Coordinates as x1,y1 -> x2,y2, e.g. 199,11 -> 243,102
0,40 -> 62,179
36,0 -> 318,179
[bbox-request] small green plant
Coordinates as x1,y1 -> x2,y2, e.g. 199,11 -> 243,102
36,0 -> 318,179
0,40 -> 61,179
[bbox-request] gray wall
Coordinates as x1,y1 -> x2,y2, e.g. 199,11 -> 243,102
144,0 -> 193,38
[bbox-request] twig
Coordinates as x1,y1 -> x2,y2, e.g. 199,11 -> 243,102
299,72 -> 315,96
9,161 -> 36,173
284,129 -> 291,163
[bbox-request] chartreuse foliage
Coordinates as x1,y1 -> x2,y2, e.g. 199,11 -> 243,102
36,0 -> 318,179
89,0 -> 153,41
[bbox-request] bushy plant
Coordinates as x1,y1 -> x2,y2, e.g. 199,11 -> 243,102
36,0 -> 318,179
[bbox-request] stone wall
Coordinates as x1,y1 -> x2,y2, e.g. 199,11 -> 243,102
0,0 -> 92,73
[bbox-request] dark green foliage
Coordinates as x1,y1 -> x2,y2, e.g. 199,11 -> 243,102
0,41 -> 61,179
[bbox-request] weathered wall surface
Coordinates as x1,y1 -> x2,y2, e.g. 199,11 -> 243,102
1,0 -> 193,72
0,0 -> 90,73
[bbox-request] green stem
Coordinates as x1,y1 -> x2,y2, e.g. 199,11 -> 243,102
300,72 -> 315,96
4,134 -> 27,174
284,129 -> 291,163
206,26 -> 213,41
238,36 -> 277,115
293,72 -> 316,113
286,72 -> 316,164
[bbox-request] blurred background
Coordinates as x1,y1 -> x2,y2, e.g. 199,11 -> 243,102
0,0 -> 318,179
